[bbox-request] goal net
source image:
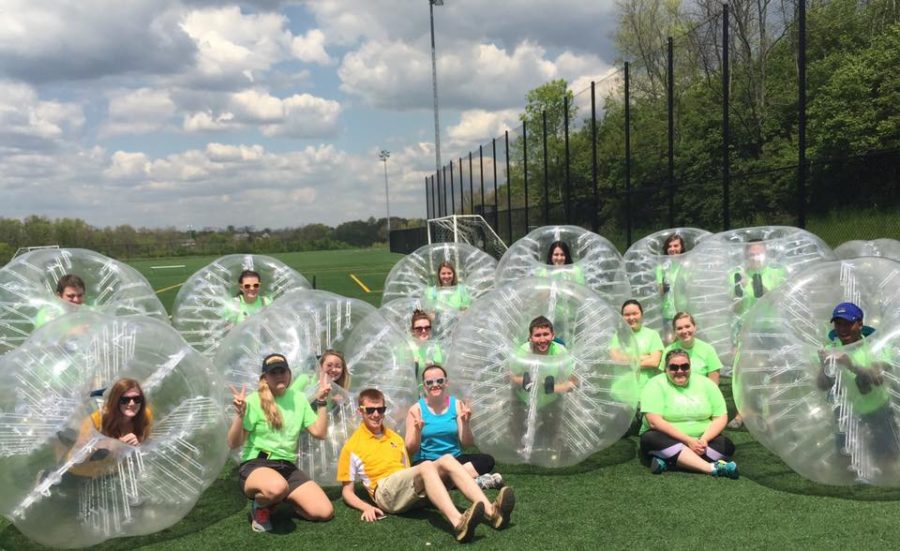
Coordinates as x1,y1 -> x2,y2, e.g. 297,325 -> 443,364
427,215 -> 507,259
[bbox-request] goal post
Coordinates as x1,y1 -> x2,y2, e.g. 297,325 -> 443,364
427,215 -> 508,259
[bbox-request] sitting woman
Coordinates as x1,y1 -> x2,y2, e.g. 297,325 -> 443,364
639,349 -> 737,478
228,353 -> 333,533
405,364 -> 503,490
540,240 -> 585,284
424,261 -> 471,314
224,270 -> 273,325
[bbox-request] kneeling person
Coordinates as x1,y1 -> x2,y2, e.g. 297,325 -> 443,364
338,388 -> 515,543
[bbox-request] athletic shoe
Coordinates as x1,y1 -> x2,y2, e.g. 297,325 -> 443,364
712,460 -> 739,480
650,457 -> 668,475
491,473 -> 505,488
488,486 -> 515,530
250,501 -> 274,533
455,501 -> 484,543
475,474 -> 494,490
727,416 -> 744,429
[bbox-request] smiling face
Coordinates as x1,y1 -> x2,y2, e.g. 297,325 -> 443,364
240,275 -> 261,301
622,303 -> 643,330
59,286 -> 85,305
411,318 -> 433,342
550,246 -> 568,266
321,353 -> 345,382
665,238 -> 684,256
529,325 -> 554,354
422,366 -> 447,399
438,266 -> 455,286
674,316 -> 696,346
263,366 -> 292,396
833,318 -> 863,346
118,388 -> 144,419
745,242 -> 767,270
665,355 -> 691,387
359,396 -> 386,433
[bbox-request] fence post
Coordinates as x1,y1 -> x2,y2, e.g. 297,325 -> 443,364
493,138 -> 499,231
722,2 -> 731,230
667,36 -> 676,228
468,152 -> 474,215
564,94 -> 571,225
479,145 -> 485,218
542,109 -> 550,225
426,176 -> 431,219
459,157 -> 465,215
797,0 -> 807,228
523,124 -> 529,232
449,161 -> 455,215
442,165 -> 448,216
505,131 -> 513,240
625,61 -> 633,246
591,81 -> 599,233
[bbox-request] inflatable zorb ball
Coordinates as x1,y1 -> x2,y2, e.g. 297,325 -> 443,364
0,312 -> 228,548
171,254 -> 310,357
298,309 -> 419,485
733,258 -> 900,486
680,226 -> 835,369
0,248 -> 167,353
448,278 -> 639,468
623,228 -> 711,336
495,225 -> 630,306
835,239 -> 900,262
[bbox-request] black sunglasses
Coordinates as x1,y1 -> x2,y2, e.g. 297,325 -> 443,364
242,283 -> 261,289
424,377 -> 446,388
119,395 -> 143,405
666,363 -> 690,372
360,406 -> 387,415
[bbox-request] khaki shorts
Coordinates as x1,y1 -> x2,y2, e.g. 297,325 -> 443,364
374,468 -> 427,513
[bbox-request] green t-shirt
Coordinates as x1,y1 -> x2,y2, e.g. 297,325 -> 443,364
424,284 -> 471,311
223,295 -> 272,324
639,372 -> 727,436
611,325 -> 664,392
537,265 -> 586,285
659,338 -> 723,376
511,341 -> 572,409
414,342 -> 445,379
729,265 -> 787,314
826,336 -> 890,415
241,375 -> 316,462
655,260 -> 683,320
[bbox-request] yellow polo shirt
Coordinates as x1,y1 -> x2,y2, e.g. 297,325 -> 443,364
337,423 -> 409,499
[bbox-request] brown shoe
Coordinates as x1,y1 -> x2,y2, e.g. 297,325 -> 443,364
489,486 -> 515,530
454,501 -> 484,543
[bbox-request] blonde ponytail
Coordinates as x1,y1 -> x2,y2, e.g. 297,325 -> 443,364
257,378 -> 283,430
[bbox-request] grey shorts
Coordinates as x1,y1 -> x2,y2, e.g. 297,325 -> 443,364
238,457 -> 311,498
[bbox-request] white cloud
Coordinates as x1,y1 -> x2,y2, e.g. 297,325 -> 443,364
0,81 -> 84,151
446,109 -> 519,150
291,29 -> 333,65
102,88 -> 177,136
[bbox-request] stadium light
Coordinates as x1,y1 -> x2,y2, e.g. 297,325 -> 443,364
429,0 -> 443,202
379,149 -> 392,235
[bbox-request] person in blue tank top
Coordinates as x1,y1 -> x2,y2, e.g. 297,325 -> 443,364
405,365 -> 504,490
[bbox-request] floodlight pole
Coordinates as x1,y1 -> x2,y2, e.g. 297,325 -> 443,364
429,0 -> 443,192
379,150 -> 392,234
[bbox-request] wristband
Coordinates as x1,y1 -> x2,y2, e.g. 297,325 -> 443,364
313,399 -> 328,409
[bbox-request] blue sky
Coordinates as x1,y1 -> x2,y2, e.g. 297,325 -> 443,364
0,0 -> 619,229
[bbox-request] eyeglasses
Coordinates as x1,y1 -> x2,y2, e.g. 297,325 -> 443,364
266,367 -> 288,376
242,283 -> 261,290
666,363 -> 690,372
424,377 -> 445,388
360,406 -> 387,415
119,395 -> 143,405
413,325 -> 432,333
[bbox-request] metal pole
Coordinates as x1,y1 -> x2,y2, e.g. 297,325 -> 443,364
564,94 -> 571,225
523,124 -> 529,232
379,150 -> 391,233
493,138 -> 500,231
426,176 -> 431,219
442,165 -> 448,216
479,145 -> 485,218
468,152 -> 474,214
459,157 -> 465,214
429,0 -> 443,184
625,62 -> 632,246
505,131 -> 512,240
542,109 -> 549,225
797,0 -> 807,228
667,36 -> 676,227
591,81 -> 599,232
449,160 -> 455,214
722,3 -> 731,230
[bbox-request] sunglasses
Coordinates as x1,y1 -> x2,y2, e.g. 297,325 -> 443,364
119,395 -> 143,405
242,283 -> 261,290
266,367 -> 289,376
424,377 -> 445,388
413,325 -> 432,333
360,406 -> 387,415
666,363 -> 690,372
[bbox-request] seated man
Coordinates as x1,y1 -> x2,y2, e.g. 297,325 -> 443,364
34,274 -> 87,328
817,302 -> 899,460
338,388 -> 515,543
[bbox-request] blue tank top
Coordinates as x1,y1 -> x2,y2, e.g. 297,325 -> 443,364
414,396 -> 461,461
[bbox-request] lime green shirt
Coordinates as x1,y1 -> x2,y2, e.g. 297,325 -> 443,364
424,284 -> 471,311
538,265 -> 586,285
224,295 -> 272,324
826,336 -> 890,415
639,373 -> 727,436
511,341 -> 571,409
241,375 -> 315,462
414,342 -> 445,379
659,338 -> 723,376
611,325 -> 664,392
729,265 -> 786,314
655,261 -> 682,319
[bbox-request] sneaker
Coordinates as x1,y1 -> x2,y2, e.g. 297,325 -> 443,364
455,501 -> 484,543
491,473 -> 505,488
712,460 -> 739,480
475,474 -> 494,490
650,457 -> 668,475
727,416 -> 744,429
488,486 -> 515,530
250,501 -> 274,533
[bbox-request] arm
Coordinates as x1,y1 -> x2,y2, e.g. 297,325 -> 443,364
699,414 -> 728,444
341,482 -> 384,522
227,413 -> 247,450
707,370 -> 720,385
645,412 -> 704,455
404,404 -> 423,456
306,404 -> 329,439
640,350 -> 663,369
456,401 -> 475,448
553,374 -> 578,393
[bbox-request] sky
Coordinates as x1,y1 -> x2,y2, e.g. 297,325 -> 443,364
0,0 -> 620,230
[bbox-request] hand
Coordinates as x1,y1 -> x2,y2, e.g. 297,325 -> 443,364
816,370 -> 834,391
316,377 -> 332,401
118,433 -> 139,446
855,369 -> 883,394
687,438 -> 706,456
230,384 -> 247,417
408,407 -> 424,433
457,401 -> 471,424
361,505 -> 385,522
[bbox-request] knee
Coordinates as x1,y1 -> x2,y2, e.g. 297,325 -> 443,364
258,480 -> 290,502
305,500 -> 335,522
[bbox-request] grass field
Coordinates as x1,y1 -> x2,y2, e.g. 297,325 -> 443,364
2,247 -> 900,549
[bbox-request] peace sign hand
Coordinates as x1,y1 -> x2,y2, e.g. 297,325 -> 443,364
457,401 -> 472,424
230,384 -> 247,417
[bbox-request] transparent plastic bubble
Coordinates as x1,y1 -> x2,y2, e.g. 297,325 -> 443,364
835,239 -> 900,262
733,258 -> 900,486
379,296 -> 451,389
0,248 -> 167,354
679,226 -> 835,370
623,228 -> 712,339
0,312 -> 228,548
447,278 -> 639,468
171,254 -> 310,357
495,225 -> 630,306
213,291 -> 415,484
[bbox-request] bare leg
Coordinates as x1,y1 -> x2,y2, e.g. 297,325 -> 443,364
462,462 -> 478,478
414,461 -> 462,527
675,448 -> 714,474
435,455 -> 494,517
243,467 -> 289,506
286,480 -> 334,521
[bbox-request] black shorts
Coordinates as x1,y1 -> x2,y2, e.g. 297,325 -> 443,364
238,457 -> 311,498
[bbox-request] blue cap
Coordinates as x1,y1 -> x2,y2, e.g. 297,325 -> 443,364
831,302 -> 863,323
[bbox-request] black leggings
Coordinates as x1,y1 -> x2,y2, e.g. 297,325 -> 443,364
640,430 -> 735,464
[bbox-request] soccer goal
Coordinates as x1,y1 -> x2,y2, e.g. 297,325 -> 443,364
427,215 -> 508,259
13,245 -> 60,259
